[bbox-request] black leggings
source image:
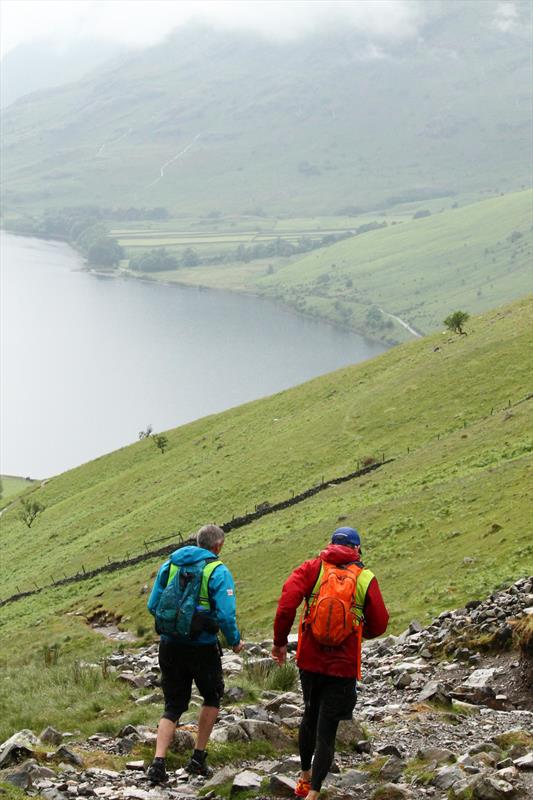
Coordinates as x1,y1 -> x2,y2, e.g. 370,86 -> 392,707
299,670 -> 357,791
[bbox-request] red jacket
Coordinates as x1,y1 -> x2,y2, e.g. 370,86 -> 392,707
273,544 -> 389,678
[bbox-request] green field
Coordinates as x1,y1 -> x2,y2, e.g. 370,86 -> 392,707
122,191 -> 533,345
1,296 -> 531,650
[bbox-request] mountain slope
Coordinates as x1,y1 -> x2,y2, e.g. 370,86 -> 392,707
0,297 -> 531,659
1,1 -> 531,217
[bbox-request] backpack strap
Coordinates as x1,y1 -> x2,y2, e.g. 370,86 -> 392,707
198,559 -> 223,609
167,563 -> 179,586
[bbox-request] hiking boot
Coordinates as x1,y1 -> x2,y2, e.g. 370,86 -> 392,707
184,752 -> 213,778
294,779 -> 311,798
146,759 -> 168,785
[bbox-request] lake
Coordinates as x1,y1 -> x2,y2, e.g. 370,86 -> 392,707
0,233 -> 386,477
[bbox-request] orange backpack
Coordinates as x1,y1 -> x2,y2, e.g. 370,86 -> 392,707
304,561 -> 363,647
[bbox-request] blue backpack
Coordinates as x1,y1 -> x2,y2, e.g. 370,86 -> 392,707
154,558 -> 222,639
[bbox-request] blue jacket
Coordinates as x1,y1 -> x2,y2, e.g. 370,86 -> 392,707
147,545 -> 240,646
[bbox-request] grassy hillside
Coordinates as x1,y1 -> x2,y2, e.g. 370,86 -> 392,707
0,475 -> 37,506
1,2 -> 530,217
1,297 -> 531,666
129,191 -> 533,344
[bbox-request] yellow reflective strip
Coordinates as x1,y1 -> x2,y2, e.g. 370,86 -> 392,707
168,563 -> 179,584
198,559 -> 223,608
355,568 -> 374,621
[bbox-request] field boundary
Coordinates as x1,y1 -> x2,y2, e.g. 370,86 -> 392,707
0,459 -> 393,608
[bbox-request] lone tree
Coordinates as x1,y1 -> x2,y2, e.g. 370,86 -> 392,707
444,310 -> 469,335
153,434 -> 168,454
19,498 -> 45,528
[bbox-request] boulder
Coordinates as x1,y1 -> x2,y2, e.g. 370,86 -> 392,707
210,724 -> 248,744
417,747 -> 455,764
0,730 -> 39,768
463,668 -> 496,689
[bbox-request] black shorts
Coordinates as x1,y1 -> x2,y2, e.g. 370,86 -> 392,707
159,640 -> 224,722
300,669 -> 357,722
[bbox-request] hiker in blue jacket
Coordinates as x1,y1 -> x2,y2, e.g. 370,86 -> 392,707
146,524 -> 243,783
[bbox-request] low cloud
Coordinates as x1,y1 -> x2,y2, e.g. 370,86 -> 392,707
492,2 -> 519,32
1,0 -> 427,57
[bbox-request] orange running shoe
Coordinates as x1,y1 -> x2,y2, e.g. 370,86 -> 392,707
294,779 -> 311,798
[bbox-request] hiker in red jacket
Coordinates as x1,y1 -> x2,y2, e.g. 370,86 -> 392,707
272,527 -> 389,800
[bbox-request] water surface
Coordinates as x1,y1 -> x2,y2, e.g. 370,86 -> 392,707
1,233 -> 386,477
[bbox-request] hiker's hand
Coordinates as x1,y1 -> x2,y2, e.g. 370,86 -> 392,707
232,641 -> 245,654
271,645 -> 287,665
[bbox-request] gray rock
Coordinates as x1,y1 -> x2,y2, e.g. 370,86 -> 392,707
203,766 -> 238,789
264,692 -> 301,712
135,691 -> 163,705
354,739 -> 372,754
379,755 -> 405,782
377,745 -> 403,758
336,769 -> 369,787
231,770 -> 262,794
463,668 -> 497,689
417,746 -> 455,764
336,718 -> 366,747
432,765 -> 464,789
0,730 -> 39,768
371,783 -> 412,799
269,775 -> 297,796
239,719 -> 291,747
53,746 -> 84,767
125,761 -> 146,771
513,752 -> 533,770
210,723 -> 248,744
224,686 -> 247,702
2,758 -> 55,789
169,729 -> 195,753
418,681 -> 451,706
472,775 -> 516,799
243,705 -> 270,721
40,726 -> 63,746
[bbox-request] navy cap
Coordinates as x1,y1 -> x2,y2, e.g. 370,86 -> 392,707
331,526 -> 361,547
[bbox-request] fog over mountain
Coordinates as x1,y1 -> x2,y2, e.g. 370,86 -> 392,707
2,0 -> 529,219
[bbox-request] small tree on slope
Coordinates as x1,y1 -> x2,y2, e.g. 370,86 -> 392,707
444,310 -> 469,335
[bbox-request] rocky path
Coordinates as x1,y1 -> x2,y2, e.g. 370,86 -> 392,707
1,578 -> 532,800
